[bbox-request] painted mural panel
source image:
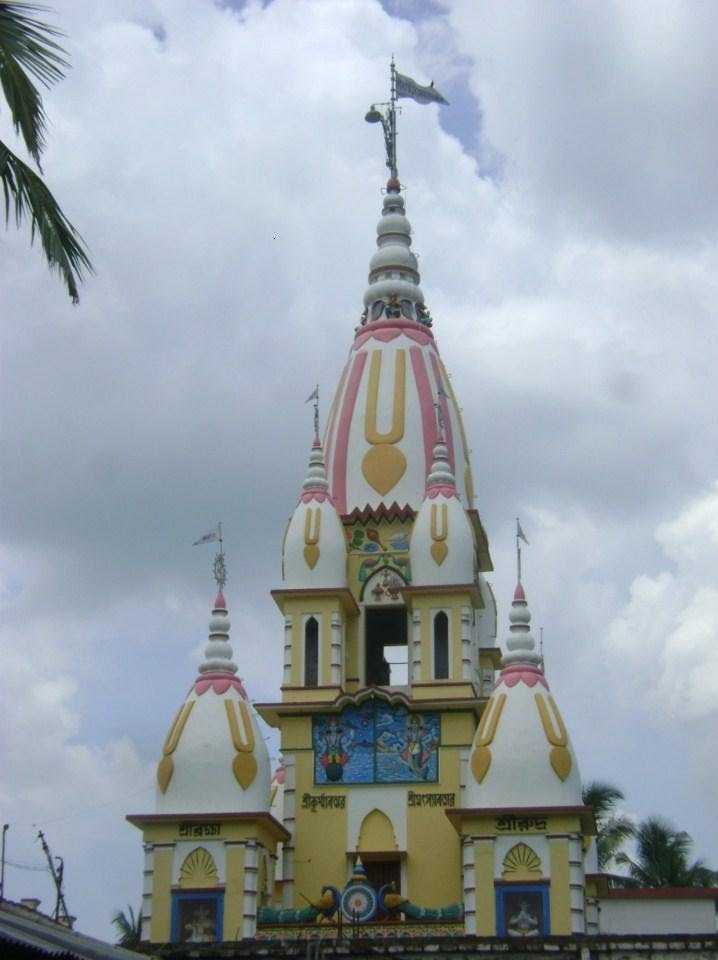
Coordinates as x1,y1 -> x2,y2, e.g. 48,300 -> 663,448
313,700 -> 439,784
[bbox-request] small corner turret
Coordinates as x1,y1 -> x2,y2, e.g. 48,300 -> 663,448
127,558 -> 288,944
448,546 -> 594,938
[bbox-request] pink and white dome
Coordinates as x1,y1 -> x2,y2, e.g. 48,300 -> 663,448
410,428 -> 476,586
155,592 -> 271,815
282,435 -> 347,588
322,180 -> 476,516
465,581 -> 583,808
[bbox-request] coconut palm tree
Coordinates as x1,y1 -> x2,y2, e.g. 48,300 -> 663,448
615,816 -> 718,887
0,1 -> 92,302
582,780 -> 634,871
111,904 -> 143,949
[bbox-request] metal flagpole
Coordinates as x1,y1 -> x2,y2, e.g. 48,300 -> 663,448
389,57 -> 397,178
516,518 -> 522,585
313,385 -> 320,442
1,823 -> 8,900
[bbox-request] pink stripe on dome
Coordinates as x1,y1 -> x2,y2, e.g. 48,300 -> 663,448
332,351 -> 368,514
430,353 -> 456,474
324,358 -> 350,484
403,327 -> 433,347
409,346 -> 435,482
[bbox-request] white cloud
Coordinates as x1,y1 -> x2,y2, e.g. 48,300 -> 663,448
2,0 -> 718,936
607,483 -> 718,720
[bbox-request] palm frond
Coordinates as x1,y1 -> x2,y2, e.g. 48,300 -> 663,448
596,814 -> 635,870
618,816 -> 718,887
1,137 -> 92,302
112,905 -> 143,948
582,780 -> 625,820
0,1 -> 69,165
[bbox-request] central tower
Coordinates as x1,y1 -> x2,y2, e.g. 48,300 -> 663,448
257,151 -> 499,916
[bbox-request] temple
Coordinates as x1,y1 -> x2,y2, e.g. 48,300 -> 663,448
126,70 -> 718,956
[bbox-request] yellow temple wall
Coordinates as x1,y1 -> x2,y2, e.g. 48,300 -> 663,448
282,708 -> 474,910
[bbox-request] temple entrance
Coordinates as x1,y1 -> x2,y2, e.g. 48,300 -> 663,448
363,857 -> 402,920
365,606 -> 408,687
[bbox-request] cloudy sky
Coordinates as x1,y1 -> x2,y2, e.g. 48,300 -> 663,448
2,0 -> 718,939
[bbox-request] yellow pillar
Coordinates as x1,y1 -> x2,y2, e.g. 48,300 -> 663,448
549,836 -> 571,934
150,844 -> 173,942
223,844 -> 246,941
474,838 -> 496,936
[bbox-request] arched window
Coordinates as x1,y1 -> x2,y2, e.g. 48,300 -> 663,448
433,611 -> 449,680
304,616 -> 319,687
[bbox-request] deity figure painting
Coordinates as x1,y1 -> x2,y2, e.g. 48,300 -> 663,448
314,702 -> 373,783
176,898 -> 219,943
313,701 -> 439,784
376,707 -> 439,781
499,888 -> 547,938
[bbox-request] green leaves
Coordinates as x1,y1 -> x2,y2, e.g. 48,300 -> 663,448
0,2 -> 67,164
1,140 -> 91,303
0,1 -> 92,301
582,780 -> 634,871
615,816 -> 718,888
111,904 -> 143,948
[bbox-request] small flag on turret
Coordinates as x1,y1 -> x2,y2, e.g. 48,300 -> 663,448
395,72 -> 449,106
516,519 -> 529,545
193,528 -> 220,546
305,385 -> 319,404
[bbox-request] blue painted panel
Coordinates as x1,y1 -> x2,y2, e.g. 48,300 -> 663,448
375,704 -> 439,782
171,891 -> 224,943
495,883 -> 550,938
313,700 -> 439,784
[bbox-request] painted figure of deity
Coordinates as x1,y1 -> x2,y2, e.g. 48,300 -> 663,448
319,716 -> 355,781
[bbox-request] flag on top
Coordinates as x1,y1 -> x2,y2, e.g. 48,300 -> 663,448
516,518 -> 529,545
395,72 -> 449,106
305,385 -> 319,404
193,528 -> 220,546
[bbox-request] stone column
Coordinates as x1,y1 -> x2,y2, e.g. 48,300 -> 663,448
473,836 -> 496,936
281,754 -> 296,907
141,842 -> 153,942
411,609 -> 422,684
461,606 -> 472,681
241,840 -> 259,939
330,611 -> 342,687
568,833 -> 586,934
461,836 -> 476,934
283,615 -> 292,685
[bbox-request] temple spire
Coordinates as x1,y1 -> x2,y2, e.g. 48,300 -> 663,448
301,397 -> 329,495
502,534 -> 541,670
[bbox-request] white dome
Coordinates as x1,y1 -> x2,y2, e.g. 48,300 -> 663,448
156,680 -> 271,815
155,593 -> 271,815
283,437 -> 347,589
465,678 -> 583,808
465,583 -> 583,808
410,433 -> 476,586
283,496 -> 347,588
411,492 -> 475,586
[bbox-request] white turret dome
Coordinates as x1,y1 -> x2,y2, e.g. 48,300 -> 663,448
465,582 -> 583,808
283,436 -> 347,589
155,591 -> 271,815
410,432 -> 476,586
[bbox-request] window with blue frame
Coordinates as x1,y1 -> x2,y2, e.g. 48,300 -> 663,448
495,882 -> 549,937
171,890 -> 224,943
